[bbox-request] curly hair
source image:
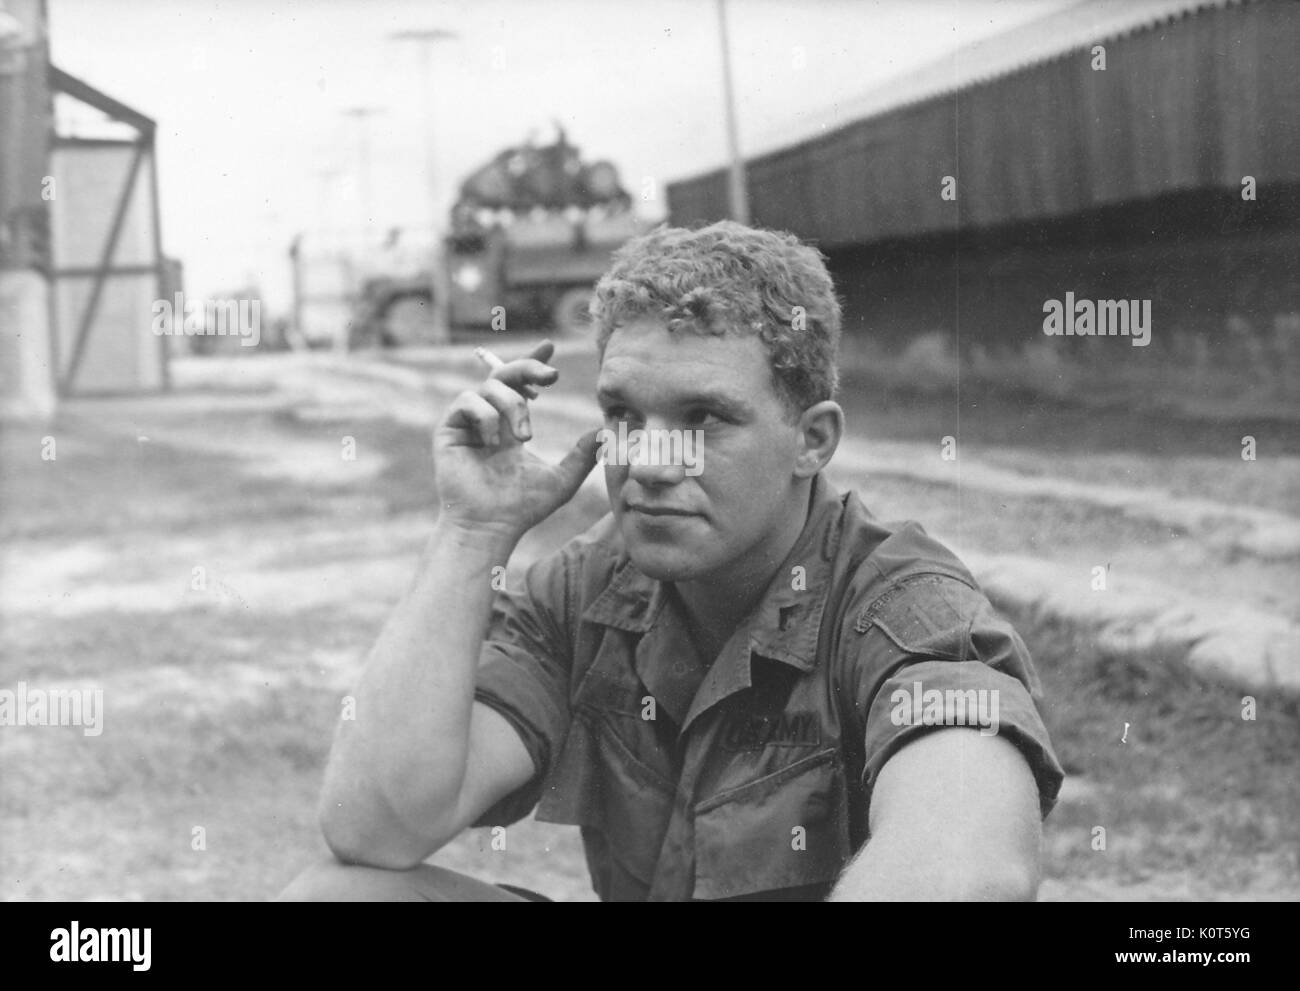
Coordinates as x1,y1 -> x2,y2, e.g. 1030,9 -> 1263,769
590,220 -> 842,417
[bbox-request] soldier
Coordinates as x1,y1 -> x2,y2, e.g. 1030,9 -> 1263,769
280,221 -> 1063,901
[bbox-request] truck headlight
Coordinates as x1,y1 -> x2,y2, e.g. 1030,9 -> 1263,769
453,264 -> 483,292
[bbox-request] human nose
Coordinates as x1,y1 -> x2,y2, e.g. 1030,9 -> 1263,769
626,419 -> 688,488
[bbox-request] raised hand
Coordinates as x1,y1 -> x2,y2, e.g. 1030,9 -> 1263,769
433,339 -> 599,539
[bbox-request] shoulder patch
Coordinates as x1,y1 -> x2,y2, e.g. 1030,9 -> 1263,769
855,573 -> 987,662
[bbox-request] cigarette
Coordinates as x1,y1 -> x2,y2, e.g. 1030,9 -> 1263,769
474,346 -> 505,371
474,344 -> 538,399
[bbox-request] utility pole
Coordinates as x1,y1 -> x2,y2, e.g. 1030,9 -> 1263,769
716,0 -> 749,225
390,28 -> 458,345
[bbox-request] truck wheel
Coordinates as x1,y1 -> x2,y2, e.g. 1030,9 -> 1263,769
552,287 -> 595,337
382,294 -> 435,346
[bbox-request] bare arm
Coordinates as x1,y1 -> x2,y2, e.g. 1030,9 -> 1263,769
828,729 -> 1042,901
318,342 -> 599,869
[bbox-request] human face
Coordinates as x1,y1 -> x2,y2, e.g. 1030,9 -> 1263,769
596,318 -> 808,584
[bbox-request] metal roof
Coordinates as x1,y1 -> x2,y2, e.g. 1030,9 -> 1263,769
700,0 -> 1248,179
667,0 -> 1297,248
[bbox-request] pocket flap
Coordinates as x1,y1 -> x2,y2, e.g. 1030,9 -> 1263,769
693,749 -> 851,900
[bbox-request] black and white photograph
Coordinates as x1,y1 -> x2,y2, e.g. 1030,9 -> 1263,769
1,0 -> 1297,931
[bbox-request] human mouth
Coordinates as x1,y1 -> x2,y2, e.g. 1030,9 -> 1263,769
627,504 -> 698,518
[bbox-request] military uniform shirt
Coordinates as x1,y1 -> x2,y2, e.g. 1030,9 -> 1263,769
472,473 -> 1065,901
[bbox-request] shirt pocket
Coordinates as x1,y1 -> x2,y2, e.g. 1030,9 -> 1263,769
538,669 -> 677,887
692,748 -> 852,900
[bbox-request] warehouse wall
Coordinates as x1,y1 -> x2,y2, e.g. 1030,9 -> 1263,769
667,0 -> 1300,249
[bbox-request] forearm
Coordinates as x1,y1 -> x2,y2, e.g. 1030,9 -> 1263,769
319,517 -> 518,862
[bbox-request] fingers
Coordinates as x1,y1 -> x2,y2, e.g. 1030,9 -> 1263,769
445,341 -> 561,449
492,359 -> 558,401
444,377 -> 537,448
444,391 -> 503,448
553,428 -> 602,497
479,377 -> 531,442
525,339 -> 555,364
476,344 -> 559,400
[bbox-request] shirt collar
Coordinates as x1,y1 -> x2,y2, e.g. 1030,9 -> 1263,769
581,474 -> 845,674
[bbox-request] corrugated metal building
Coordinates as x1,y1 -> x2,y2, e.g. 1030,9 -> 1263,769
667,0 -> 1300,357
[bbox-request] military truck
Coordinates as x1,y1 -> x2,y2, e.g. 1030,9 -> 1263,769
351,126 -> 648,346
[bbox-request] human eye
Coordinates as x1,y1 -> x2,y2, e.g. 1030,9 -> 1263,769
601,404 -> 641,426
682,406 -> 727,429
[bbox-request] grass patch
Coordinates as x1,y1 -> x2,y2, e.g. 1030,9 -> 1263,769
1001,599 -> 1300,890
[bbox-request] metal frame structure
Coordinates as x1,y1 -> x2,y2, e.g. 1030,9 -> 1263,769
48,64 -> 168,395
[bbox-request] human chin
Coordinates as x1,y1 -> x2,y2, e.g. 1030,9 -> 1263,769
626,542 -> 715,581
621,519 -> 717,580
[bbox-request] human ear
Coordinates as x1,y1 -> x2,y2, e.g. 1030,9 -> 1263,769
793,400 -> 843,477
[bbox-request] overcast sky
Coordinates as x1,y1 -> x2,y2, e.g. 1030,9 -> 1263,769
47,0 -> 1072,308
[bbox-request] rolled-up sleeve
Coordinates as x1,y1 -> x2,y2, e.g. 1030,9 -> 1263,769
471,550 -> 575,827
851,573 -> 1065,819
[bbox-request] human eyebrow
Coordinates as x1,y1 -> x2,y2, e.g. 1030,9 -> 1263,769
675,392 -> 753,420
596,385 -> 752,420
